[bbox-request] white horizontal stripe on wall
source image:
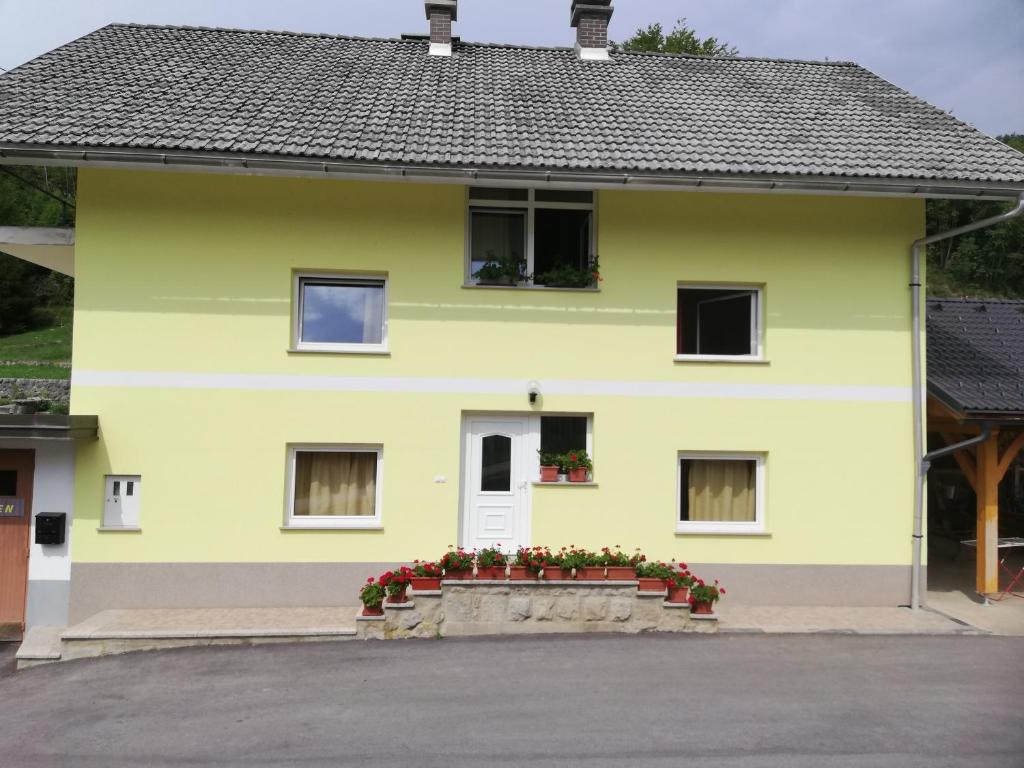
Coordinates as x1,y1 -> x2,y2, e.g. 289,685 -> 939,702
72,370 -> 912,403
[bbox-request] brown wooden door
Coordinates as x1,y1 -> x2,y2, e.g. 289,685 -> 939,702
0,450 -> 33,641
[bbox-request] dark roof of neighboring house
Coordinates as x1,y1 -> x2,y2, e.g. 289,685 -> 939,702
1,23 -> 1024,191
928,297 -> 1024,416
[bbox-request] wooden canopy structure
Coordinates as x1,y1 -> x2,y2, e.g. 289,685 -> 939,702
927,298 -> 1024,594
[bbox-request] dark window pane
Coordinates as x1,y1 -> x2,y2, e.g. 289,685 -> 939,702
535,190 -> 593,204
481,435 -> 512,492
0,470 -> 16,496
469,187 -> 529,202
534,209 -> 592,276
301,281 -> 384,345
677,288 -> 754,355
540,417 -> 587,455
470,209 -> 526,279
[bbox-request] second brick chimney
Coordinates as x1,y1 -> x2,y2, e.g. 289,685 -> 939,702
571,1 -> 614,60
425,0 -> 457,57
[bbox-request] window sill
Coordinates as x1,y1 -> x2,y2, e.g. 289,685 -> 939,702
674,355 -> 769,365
532,481 -> 599,487
675,528 -> 771,537
462,284 -> 600,293
288,347 -> 390,357
97,526 -> 142,533
280,524 -> 384,531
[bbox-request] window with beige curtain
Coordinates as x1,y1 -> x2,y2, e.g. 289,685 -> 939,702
680,458 -> 757,523
293,451 -> 377,517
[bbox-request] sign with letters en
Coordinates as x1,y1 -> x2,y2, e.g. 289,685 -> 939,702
0,497 -> 24,518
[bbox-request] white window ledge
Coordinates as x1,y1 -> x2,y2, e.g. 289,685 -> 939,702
280,524 -> 384,531
96,526 -> 142,533
462,284 -> 600,293
288,347 -> 390,356
674,355 -> 769,365
532,481 -> 599,487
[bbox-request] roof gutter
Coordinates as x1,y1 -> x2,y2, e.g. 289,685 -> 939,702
1,144 -> 1022,201
909,193 -> 1024,610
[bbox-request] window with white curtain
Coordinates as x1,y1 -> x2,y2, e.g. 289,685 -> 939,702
286,445 -> 383,528
677,453 -> 765,534
294,274 -> 387,353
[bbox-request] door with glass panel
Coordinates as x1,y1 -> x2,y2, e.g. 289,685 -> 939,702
463,417 -> 530,553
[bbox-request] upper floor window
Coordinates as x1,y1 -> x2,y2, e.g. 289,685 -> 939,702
676,284 -> 762,361
293,274 -> 388,354
467,188 -> 597,289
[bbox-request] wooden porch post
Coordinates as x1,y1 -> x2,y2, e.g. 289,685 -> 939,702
976,432 -> 1000,595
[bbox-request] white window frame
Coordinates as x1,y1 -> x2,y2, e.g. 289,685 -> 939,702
284,444 -> 383,529
465,188 -> 597,287
675,283 -> 764,362
676,451 -> 765,534
292,273 -> 389,354
527,413 -> 594,482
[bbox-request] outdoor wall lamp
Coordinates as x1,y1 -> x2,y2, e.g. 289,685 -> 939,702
528,380 -> 541,404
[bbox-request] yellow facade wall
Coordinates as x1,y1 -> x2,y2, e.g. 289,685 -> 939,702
70,169 -> 923,566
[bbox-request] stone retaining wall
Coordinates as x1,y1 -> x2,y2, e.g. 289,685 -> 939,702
357,581 -> 717,640
0,378 -> 70,404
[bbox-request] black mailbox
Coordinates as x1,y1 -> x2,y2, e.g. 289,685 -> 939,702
35,512 -> 66,546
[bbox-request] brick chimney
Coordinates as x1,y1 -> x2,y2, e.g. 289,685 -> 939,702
571,1 -> 614,60
425,0 -> 457,56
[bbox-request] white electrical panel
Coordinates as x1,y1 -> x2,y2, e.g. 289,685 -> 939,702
103,475 -> 142,528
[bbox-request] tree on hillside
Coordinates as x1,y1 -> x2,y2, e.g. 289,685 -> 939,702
926,134 -> 1024,299
0,166 -> 76,335
616,18 -> 737,56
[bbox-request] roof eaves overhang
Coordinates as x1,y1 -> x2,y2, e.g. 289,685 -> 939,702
927,385 -> 1024,425
0,226 -> 75,276
0,414 -> 98,441
2,143 -> 1022,202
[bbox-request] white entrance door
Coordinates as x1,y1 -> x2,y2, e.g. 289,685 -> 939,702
463,416 -> 530,553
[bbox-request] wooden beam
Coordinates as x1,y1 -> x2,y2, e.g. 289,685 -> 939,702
940,432 -> 978,491
996,431 -> 1024,481
976,433 -> 1000,595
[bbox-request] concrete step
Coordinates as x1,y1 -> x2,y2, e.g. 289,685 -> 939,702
16,625 -> 64,669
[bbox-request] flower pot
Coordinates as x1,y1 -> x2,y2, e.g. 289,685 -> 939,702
539,465 -> 559,483
361,604 -> 384,617
541,566 -> 569,581
666,585 -> 690,604
509,566 -> 538,581
410,576 -> 441,591
386,586 -> 409,604
568,468 -> 588,483
637,578 -> 666,592
575,566 -> 605,580
477,277 -> 515,287
691,599 -> 715,615
605,566 -> 636,581
444,569 -> 474,580
475,566 -> 506,580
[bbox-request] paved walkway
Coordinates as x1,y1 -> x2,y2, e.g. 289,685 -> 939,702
716,604 -> 982,635
3,634 -> 1022,767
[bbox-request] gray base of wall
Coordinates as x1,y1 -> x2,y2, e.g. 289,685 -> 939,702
69,562 -> 919,623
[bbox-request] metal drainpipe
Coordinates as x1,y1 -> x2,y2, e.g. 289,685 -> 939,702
910,193 -> 1024,610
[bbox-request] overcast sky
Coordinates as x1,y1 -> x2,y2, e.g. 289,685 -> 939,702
1,0 -> 1021,137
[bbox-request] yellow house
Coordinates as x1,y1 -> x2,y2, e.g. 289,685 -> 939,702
2,1 -> 1024,633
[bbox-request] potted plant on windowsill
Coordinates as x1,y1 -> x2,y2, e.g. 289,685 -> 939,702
440,547 -> 475,580
534,255 -> 601,289
636,561 -> 674,592
689,579 -> 725,614
599,545 -> 641,580
538,451 -> 560,483
473,251 -> 527,287
563,450 -> 592,483
410,560 -> 443,591
359,578 -> 387,616
511,546 -> 545,580
475,546 -> 508,579
381,566 -> 413,604
665,563 -> 695,604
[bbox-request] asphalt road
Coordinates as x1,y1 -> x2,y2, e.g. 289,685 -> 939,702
1,634 -> 1022,768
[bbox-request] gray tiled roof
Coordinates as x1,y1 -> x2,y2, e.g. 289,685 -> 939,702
928,298 -> 1024,415
2,23 -> 1024,186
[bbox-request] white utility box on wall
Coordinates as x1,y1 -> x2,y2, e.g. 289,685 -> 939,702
103,475 -> 141,528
